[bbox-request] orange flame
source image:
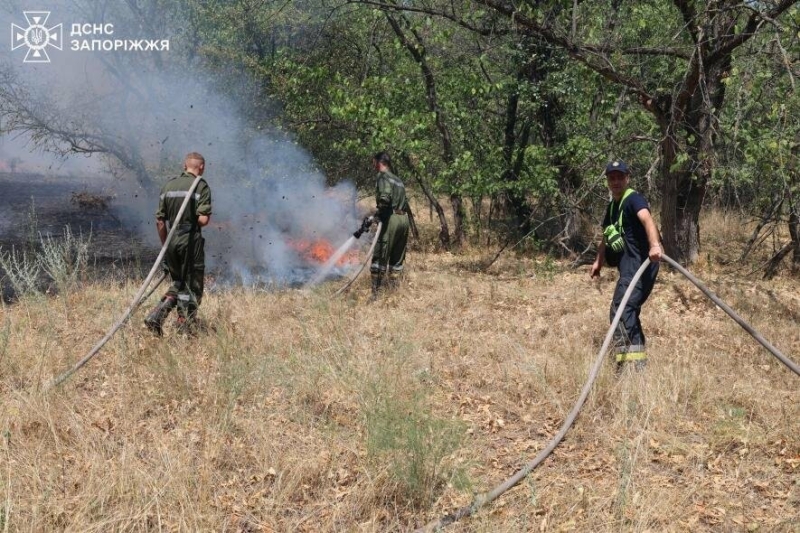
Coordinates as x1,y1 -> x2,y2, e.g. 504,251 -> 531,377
288,238 -> 358,266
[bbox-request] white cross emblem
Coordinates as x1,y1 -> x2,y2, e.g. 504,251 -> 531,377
11,11 -> 63,63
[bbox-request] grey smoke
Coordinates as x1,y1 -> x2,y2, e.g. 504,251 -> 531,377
0,1 -> 364,286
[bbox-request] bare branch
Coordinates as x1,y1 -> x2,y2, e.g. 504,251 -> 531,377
707,0 -> 797,67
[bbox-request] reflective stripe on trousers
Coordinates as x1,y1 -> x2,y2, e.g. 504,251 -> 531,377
616,350 -> 647,363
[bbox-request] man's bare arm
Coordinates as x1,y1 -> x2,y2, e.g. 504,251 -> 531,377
636,208 -> 662,262
156,219 -> 168,245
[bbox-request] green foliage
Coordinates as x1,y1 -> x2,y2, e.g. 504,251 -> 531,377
0,246 -> 40,298
363,382 -> 466,507
0,225 -> 92,299
38,227 -> 91,294
60,0 -> 793,255
267,3 -> 615,237
712,36 -> 800,210
517,145 -> 560,197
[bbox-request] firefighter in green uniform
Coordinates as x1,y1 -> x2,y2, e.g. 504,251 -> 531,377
364,151 -> 410,297
145,152 -> 212,335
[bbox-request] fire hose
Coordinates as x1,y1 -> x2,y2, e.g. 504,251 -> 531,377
416,253 -> 799,532
140,271 -> 168,304
48,174 -> 204,390
335,221 -> 382,296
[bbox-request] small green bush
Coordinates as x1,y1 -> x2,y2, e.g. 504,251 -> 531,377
0,245 -> 41,297
0,226 -> 91,299
38,226 -> 91,292
364,385 -> 465,508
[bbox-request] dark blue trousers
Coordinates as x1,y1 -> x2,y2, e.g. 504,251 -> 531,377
609,259 -> 658,360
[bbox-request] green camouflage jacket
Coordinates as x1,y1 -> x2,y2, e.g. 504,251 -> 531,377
156,171 -> 212,227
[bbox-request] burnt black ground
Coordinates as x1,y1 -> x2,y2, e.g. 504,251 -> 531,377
0,172 -> 356,301
0,172 -> 160,300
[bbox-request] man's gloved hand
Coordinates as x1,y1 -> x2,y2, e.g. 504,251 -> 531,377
354,216 -> 375,239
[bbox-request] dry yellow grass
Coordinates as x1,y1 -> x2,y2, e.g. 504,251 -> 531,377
1,211 -> 799,532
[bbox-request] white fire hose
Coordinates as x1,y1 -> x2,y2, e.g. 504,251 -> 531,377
335,222 -> 382,296
48,175 -> 203,389
416,254 -> 799,532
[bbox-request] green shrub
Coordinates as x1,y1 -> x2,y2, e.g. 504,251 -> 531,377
363,385 -> 465,508
0,245 -> 41,297
38,226 -> 91,292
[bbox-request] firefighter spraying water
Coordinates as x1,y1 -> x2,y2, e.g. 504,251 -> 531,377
304,215 -> 375,288
364,152 -> 411,298
306,150 -> 413,299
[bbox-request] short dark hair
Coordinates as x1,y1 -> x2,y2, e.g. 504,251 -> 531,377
372,151 -> 391,166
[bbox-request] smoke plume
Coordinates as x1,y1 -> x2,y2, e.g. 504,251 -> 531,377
0,1 -> 364,287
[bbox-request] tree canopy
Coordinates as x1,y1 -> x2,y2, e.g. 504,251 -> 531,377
1,0 -> 797,264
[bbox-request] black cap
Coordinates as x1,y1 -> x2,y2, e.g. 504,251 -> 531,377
605,160 -> 630,174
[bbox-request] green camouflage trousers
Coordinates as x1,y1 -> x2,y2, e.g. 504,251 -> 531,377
165,230 -> 205,306
371,213 -> 409,275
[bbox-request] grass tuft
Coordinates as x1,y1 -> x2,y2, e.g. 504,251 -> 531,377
0,211 -> 797,531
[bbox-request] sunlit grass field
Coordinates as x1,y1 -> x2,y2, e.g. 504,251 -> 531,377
1,210 -> 798,532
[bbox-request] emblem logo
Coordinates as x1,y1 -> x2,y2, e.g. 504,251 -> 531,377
11,11 -> 63,63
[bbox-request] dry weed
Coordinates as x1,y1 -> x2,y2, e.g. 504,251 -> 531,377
0,211 -> 798,532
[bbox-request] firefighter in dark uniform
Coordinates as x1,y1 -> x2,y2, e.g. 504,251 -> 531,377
590,160 -> 661,369
366,151 -> 410,297
145,152 -> 212,335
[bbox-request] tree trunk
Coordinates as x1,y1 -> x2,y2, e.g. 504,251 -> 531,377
661,174 -> 702,264
385,13 -> 464,247
789,211 -> 800,269
500,64 -> 532,235
654,39 -> 724,265
657,122 -> 703,264
399,152 -> 451,248
450,193 -> 466,245
787,192 -> 800,270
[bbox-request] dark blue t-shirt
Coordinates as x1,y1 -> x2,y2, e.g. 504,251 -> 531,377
602,191 -> 651,265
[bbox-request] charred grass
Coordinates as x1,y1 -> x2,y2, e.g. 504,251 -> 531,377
0,211 -> 799,532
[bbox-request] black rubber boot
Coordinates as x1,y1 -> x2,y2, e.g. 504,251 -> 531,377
144,296 -> 176,336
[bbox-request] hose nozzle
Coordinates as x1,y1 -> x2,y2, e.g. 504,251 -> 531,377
353,216 -> 374,239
